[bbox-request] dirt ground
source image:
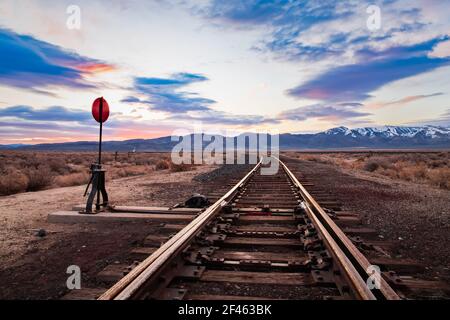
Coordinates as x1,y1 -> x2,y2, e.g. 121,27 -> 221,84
0,164 -> 219,299
1,153 -> 449,299
282,153 -> 450,283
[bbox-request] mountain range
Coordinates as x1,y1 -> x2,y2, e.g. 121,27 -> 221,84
1,125 -> 449,151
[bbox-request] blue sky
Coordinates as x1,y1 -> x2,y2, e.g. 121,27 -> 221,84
0,0 -> 449,144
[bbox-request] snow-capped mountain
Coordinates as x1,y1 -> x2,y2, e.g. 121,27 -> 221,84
2,126 -> 449,151
324,125 -> 450,139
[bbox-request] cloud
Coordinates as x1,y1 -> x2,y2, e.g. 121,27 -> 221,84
429,39 -> 450,58
287,38 -> 450,102
277,102 -> 371,122
204,0 -> 292,25
0,105 -> 178,144
0,105 -> 92,122
368,92 -> 444,109
200,0 -> 450,68
0,28 -> 115,91
406,108 -> 450,127
123,70 -> 280,126
121,96 -> 142,103
203,0 -> 346,29
202,0 -> 352,61
0,115 -> 99,144
123,72 -> 215,113
170,101 -> 372,127
169,109 -> 280,126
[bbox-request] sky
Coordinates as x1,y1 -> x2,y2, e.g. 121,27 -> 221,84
0,0 -> 449,144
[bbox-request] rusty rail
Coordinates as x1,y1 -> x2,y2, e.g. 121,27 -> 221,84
278,157 -> 400,300
99,156 -> 400,300
98,159 -> 262,300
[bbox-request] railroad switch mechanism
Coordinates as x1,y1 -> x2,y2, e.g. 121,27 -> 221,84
83,163 -> 109,213
80,97 -> 110,214
184,194 -> 210,208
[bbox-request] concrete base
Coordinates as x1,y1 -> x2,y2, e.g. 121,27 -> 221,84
72,204 -> 202,215
48,210 -> 194,224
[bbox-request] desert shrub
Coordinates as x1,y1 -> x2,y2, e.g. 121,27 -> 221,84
47,157 -> 71,175
135,158 -> 155,166
123,166 -> 151,176
25,165 -> 53,191
0,169 -> 29,195
377,167 -> 398,179
302,155 -> 320,162
113,168 -> 128,178
398,166 -> 426,181
102,154 -> 113,162
112,162 -> 127,168
54,172 -> 90,187
71,156 -> 84,165
426,168 -> 450,189
363,160 -> 379,172
155,159 -> 170,170
169,163 -> 194,172
429,159 -> 447,168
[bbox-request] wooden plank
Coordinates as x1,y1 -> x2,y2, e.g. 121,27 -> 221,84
387,276 -> 450,292
213,250 -> 306,262
144,235 -> 168,246
236,200 -> 299,205
130,247 -> 158,258
334,211 -> 359,217
48,211 -> 193,224
334,216 -> 362,226
369,257 -> 425,273
224,237 -> 302,248
232,207 -> 295,214
362,240 -> 396,249
235,225 -> 297,233
237,195 -> 299,200
200,270 -> 313,286
162,224 -> 185,231
316,201 -> 342,206
342,227 -> 377,239
238,216 -> 295,224
185,294 -> 277,300
97,264 -> 129,283
61,288 -> 107,300
236,204 -> 301,209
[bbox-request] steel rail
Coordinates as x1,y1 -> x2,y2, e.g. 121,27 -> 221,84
278,157 -> 400,300
98,158 -> 263,300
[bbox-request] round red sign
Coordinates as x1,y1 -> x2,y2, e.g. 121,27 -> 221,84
92,97 -> 110,123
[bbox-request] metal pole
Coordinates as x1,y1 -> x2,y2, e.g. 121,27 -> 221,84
96,97 -> 103,210
99,97 -> 103,165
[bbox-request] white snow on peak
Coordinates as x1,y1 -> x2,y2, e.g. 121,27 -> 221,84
324,126 -> 351,135
323,125 -> 450,138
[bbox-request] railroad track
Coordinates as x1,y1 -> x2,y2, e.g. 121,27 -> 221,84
96,156 -> 406,300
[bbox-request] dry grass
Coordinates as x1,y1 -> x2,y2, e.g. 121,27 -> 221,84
155,159 -> 170,170
169,163 -> 195,172
154,158 -> 195,172
0,151 -> 173,196
290,151 -> 450,190
54,172 -> 90,187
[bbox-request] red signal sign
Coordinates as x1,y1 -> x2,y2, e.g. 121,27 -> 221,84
92,97 -> 110,123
